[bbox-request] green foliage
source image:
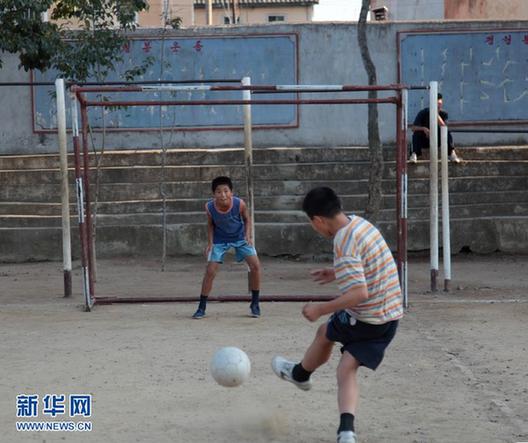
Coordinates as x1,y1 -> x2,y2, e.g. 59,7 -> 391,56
0,0 -> 62,70
123,55 -> 155,81
0,0 -> 149,81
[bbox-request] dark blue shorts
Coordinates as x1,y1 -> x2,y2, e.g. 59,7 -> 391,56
326,310 -> 399,370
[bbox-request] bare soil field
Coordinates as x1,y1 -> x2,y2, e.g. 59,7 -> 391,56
1,254 -> 527,443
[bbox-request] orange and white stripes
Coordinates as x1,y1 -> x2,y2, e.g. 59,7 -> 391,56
334,216 -> 403,324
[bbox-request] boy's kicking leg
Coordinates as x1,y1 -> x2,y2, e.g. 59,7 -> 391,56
336,352 -> 360,443
192,262 -> 220,319
272,323 -> 334,390
245,254 -> 261,317
272,322 -> 358,442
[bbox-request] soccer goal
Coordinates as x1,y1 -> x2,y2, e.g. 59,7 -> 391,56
66,79 -> 415,311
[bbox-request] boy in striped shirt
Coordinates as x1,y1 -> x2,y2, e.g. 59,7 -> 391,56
272,187 -> 403,443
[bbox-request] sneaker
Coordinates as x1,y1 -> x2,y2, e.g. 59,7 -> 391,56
271,356 -> 312,391
337,430 -> 357,443
449,151 -> 462,163
192,307 -> 206,319
409,152 -> 418,163
250,302 -> 261,318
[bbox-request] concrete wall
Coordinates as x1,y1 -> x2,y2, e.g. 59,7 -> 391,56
1,20 -> 528,155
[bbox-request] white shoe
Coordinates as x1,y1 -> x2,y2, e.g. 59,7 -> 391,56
337,430 -> 357,443
449,151 -> 462,163
271,356 -> 312,391
409,152 -> 418,163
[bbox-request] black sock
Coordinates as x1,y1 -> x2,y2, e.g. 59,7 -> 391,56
337,413 -> 355,433
251,290 -> 260,305
292,363 -> 312,382
198,295 -> 207,310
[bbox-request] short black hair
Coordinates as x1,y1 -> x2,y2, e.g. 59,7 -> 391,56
212,176 -> 233,192
437,93 -> 443,100
302,187 -> 342,219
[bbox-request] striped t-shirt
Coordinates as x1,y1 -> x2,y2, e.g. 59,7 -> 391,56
334,215 -> 403,324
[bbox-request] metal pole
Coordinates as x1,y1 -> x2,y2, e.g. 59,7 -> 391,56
231,0 -> 236,24
396,90 -> 409,308
242,77 -> 255,244
440,126 -> 452,291
74,83 -> 427,93
79,98 -> 95,297
55,79 -> 72,297
71,93 -> 92,311
94,294 -> 337,304
206,0 -> 213,24
395,93 -> 403,299
429,81 -> 439,292
83,98 -> 399,107
401,88 -> 409,308
242,77 -> 254,294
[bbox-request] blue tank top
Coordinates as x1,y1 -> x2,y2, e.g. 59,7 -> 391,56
207,197 -> 245,244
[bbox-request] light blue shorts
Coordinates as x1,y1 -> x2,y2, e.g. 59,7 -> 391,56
208,240 -> 257,263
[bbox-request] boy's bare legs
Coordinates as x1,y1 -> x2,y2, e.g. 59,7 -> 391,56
337,352 -> 361,414
245,255 -> 261,317
336,352 -> 360,442
245,255 -> 261,290
193,262 -> 220,318
273,324 -> 358,442
301,323 -> 335,371
272,322 -> 334,390
200,262 -> 220,296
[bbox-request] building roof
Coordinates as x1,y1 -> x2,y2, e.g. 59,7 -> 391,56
194,0 -> 319,7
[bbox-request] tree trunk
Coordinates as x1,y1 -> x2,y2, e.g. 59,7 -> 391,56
357,0 -> 383,224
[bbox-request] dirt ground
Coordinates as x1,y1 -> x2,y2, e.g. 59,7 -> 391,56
1,253 -> 527,443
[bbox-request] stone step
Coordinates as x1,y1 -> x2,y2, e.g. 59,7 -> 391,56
2,192 -> 528,218
1,159 -> 527,186
0,162 -> 381,184
1,173 -> 527,205
1,146 -> 527,260
0,147 -> 369,170
2,200 -> 527,228
405,160 -> 528,179
406,176 -> 528,194
409,190 -> 528,206
1,145 -> 527,170
408,146 -> 528,161
129,174 -> 512,197
1,215 -> 527,262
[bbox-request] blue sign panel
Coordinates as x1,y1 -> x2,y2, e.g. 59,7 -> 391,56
400,30 -> 528,122
33,34 -> 298,131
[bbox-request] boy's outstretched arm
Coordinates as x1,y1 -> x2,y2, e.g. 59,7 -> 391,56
302,284 -> 368,322
240,199 -> 253,245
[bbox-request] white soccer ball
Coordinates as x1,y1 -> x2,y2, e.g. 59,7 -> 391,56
210,346 -> 251,387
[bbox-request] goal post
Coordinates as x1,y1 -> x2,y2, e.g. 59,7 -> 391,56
69,81 -> 419,310
70,90 -> 94,311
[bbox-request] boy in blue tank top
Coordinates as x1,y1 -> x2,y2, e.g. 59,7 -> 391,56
192,176 -> 261,319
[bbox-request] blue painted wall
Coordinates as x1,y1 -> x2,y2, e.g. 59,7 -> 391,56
400,30 -> 528,122
33,34 -> 297,130
2,22 -> 527,155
